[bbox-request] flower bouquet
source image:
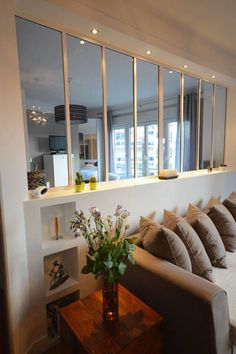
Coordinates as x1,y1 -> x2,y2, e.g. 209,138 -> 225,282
70,205 -> 136,320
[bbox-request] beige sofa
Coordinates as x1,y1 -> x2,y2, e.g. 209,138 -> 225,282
121,236 -> 234,354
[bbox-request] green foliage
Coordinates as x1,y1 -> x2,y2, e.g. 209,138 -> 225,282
75,172 -> 83,185
89,176 -> 97,183
70,206 -> 136,286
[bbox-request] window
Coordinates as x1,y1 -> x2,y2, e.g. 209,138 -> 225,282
16,17 -> 67,188
213,85 -> 227,167
16,17 -> 228,187
137,60 -> 158,176
106,49 -> 134,180
183,76 -> 199,171
199,81 -> 214,169
67,35 -> 104,182
163,69 -> 181,171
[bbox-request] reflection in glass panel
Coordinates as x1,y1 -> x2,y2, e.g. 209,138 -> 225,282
213,86 -> 226,167
67,35 -> 104,182
16,18 -> 67,187
137,60 -> 158,176
199,81 -> 213,169
183,76 -> 198,171
163,69 -> 181,171
106,49 -> 134,180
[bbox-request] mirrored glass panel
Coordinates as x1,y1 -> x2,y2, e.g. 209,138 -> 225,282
163,69 -> 181,171
16,18 -> 67,187
137,60 -> 158,176
213,85 -> 226,167
199,81 -> 213,169
106,49 -> 134,180
183,75 -> 199,171
67,35 -> 104,182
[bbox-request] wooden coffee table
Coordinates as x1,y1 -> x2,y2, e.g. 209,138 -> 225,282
59,284 -> 163,354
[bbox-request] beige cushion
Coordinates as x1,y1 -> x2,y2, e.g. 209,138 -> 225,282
187,204 -> 227,268
139,217 -> 192,272
164,210 -> 213,282
207,198 -> 236,252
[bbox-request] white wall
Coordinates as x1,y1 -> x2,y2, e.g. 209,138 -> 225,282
0,1 -> 30,353
0,1 -> 236,353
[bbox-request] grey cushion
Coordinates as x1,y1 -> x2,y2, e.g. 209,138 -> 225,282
223,193 -> 236,221
164,210 -> 213,282
207,200 -> 236,252
187,204 -> 227,268
139,217 -> 192,272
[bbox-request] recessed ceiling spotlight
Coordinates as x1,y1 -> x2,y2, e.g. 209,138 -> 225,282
169,70 -> 173,74
146,50 -> 152,55
91,28 -> 99,35
212,75 -> 216,79
183,64 -> 189,68
80,40 -> 85,45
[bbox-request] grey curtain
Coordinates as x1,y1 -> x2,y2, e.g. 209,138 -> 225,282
107,111 -> 115,173
183,93 -> 197,171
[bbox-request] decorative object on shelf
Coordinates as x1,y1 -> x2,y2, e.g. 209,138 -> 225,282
219,164 -> 227,171
89,176 -> 97,190
208,166 -> 213,173
70,205 -> 136,321
158,169 -> 178,180
49,260 -> 70,290
29,185 -> 48,199
75,172 -> 85,192
27,170 -> 47,190
51,217 -> 63,240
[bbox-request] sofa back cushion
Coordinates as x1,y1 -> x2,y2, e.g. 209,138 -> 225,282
187,204 -> 227,268
139,217 -> 192,272
163,210 -> 213,282
207,198 -> 236,252
223,192 -> 236,221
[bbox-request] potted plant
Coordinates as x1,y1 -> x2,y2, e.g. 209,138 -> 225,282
70,205 -> 136,321
89,176 -> 97,190
75,172 -> 84,192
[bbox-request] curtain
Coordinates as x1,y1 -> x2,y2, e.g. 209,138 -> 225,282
183,93 -> 197,171
107,111 -> 115,173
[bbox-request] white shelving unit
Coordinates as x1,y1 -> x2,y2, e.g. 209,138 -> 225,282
24,195 -> 100,352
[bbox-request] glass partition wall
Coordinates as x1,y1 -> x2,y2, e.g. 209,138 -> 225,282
67,35 -> 105,182
16,16 -> 227,188
163,69 -> 181,171
16,18 -> 68,188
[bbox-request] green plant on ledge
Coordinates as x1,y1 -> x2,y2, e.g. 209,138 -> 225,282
75,172 -> 84,192
70,205 -> 136,286
89,176 -> 97,190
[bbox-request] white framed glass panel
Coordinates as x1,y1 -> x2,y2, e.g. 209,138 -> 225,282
183,75 -> 199,171
213,85 -> 226,167
106,49 -> 134,180
199,81 -> 213,169
16,17 -> 67,187
163,69 -> 181,171
137,60 -> 158,176
66,35 -> 104,182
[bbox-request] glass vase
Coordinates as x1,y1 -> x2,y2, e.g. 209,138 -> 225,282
102,277 -> 118,321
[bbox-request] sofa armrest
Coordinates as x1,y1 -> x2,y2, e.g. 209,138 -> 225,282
121,246 -> 232,354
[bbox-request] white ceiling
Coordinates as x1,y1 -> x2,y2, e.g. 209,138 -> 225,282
46,0 -> 236,80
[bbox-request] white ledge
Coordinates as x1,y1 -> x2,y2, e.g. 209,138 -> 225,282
24,169 -> 235,205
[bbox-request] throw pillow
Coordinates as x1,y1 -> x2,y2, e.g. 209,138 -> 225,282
139,217 -> 192,272
187,204 -> 227,268
223,192 -> 236,221
207,199 -> 236,252
163,210 -> 213,282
